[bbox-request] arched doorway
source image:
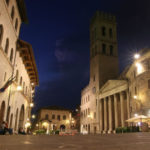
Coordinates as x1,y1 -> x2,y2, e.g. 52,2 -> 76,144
6,106 -> 11,125
60,124 -> 66,131
0,101 -> 5,123
14,108 -> 18,131
18,105 -> 24,129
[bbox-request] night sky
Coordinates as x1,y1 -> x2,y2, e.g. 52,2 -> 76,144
20,0 -> 150,110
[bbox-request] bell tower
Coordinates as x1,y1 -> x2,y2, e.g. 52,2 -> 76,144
89,11 -> 119,90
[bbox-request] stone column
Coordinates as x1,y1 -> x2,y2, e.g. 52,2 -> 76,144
104,97 -> 107,133
120,92 -> 125,127
108,96 -> 112,133
126,90 -> 130,119
114,94 -> 118,129
96,99 -> 100,133
99,99 -> 103,133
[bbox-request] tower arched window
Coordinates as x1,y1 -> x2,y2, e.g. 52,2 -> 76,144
110,45 -> 113,56
4,38 -> 9,54
5,0 -> 10,5
102,26 -> 106,36
0,25 -> 4,45
15,18 -> 18,31
11,6 -> 15,20
10,48 -> 13,63
102,44 -> 106,54
109,28 -> 113,38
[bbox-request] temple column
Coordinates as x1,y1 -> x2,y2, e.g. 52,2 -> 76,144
120,92 -> 125,127
99,99 -> 103,133
104,97 -> 108,133
114,94 -> 118,129
126,90 -> 130,119
108,96 -> 112,133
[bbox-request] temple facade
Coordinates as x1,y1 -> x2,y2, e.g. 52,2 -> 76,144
80,11 -> 150,134
0,0 -> 38,132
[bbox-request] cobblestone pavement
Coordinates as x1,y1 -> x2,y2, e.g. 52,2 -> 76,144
0,133 -> 150,150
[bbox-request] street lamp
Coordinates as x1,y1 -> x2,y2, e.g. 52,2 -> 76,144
30,102 -> 34,108
17,85 -> 22,91
134,113 -> 138,117
134,53 -> 140,59
32,114 -> 36,119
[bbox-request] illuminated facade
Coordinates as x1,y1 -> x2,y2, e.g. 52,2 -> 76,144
80,11 -> 150,134
36,106 -> 72,132
0,0 -> 38,132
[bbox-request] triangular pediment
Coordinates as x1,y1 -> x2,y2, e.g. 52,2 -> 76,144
100,80 -> 127,93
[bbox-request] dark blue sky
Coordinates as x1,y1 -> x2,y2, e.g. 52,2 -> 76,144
20,0 -> 150,110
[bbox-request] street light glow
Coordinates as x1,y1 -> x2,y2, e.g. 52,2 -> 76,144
133,95 -> 137,99
17,86 -> 22,91
32,114 -> 36,119
134,114 -> 138,117
134,53 -> 140,59
135,62 -> 143,74
25,122 -> 31,128
30,102 -> 34,107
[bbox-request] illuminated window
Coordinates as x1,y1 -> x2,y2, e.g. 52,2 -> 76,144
63,115 -> 66,120
136,62 -> 144,74
102,26 -> 106,36
5,38 -> 9,54
11,6 -> 15,20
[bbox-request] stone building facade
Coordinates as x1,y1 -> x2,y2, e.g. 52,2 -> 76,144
80,11 -> 150,134
36,106 -> 72,132
0,0 -> 38,132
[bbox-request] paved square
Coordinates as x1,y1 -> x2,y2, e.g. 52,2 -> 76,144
0,133 -> 150,150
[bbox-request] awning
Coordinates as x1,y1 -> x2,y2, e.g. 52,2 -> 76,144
126,115 -> 150,123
